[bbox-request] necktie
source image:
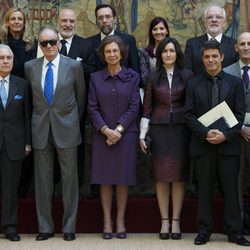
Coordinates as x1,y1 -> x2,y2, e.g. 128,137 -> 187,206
60,40 -> 67,56
242,65 -> 250,89
0,79 -> 7,109
210,37 -> 217,42
44,62 -> 54,104
211,77 -> 218,108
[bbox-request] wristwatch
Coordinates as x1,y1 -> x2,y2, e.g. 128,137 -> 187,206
116,124 -> 124,134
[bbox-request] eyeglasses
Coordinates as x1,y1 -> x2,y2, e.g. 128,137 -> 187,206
206,15 -> 224,20
40,40 -> 58,47
97,15 -> 113,21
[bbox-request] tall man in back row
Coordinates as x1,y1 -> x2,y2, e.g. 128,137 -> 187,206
184,41 -> 250,246
25,26 -> 85,241
87,3 -> 140,74
184,4 -> 238,75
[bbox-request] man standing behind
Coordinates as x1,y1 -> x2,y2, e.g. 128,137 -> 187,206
57,8 -> 95,193
184,4 -> 238,75
224,32 -> 250,215
57,8 -> 95,80
0,44 -> 31,241
184,41 -> 249,246
25,27 -> 85,241
87,3 -> 140,73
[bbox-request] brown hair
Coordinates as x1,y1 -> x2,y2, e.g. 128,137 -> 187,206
98,35 -> 128,65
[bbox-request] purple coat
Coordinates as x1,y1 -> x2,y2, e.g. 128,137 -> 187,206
88,67 -> 140,132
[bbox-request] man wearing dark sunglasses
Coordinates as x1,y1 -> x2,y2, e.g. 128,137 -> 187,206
24,26 -> 85,242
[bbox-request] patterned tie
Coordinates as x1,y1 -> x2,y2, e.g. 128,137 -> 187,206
44,62 -> 54,104
210,37 -> 217,42
211,77 -> 218,108
0,79 -> 7,109
60,40 -> 67,56
242,65 -> 250,89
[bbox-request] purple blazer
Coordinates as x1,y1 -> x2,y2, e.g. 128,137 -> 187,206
88,67 -> 140,133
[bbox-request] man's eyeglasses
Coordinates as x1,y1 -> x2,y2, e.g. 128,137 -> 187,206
206,15 -> 224,20
40,40 -> 58,47
97,15 -> 113,21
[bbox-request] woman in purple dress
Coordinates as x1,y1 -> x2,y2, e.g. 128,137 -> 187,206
88,35 -> 140,240
140,37 -> 193,240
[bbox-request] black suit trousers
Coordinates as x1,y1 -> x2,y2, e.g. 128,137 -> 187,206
194,148 -> 242,235
0,140 -> 22,228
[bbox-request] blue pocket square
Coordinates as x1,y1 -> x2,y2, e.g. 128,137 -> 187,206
14,95 -> 23,100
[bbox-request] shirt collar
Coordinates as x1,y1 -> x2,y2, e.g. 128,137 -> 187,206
0,75 -> 10,83
207,33 -> 223,43
43,53 -> 60,68
239,60 -> 250,69
101,29 -> 115,40
59,34 -> 73,46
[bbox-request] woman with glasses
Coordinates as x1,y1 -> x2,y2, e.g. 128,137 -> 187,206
88,35 -> 140,240
140,17 -> 170,87
0,7 -> 37,78
140,37 -> 193,240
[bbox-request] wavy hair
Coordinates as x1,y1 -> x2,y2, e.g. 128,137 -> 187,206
0,7 -> 35,51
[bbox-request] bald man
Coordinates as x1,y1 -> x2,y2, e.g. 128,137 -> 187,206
224,32 -> 250,218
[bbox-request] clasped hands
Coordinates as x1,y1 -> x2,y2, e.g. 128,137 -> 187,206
206,129 -> 226,144
102,127 -> 122,146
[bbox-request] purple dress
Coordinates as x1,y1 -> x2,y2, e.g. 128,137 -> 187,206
88,67 -> 140,185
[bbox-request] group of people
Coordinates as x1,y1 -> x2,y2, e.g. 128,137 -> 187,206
0,2 -> 249,247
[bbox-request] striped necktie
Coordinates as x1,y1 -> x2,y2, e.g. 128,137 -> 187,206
0,79 -> 7,109
44,62 -> 54,104
211,77 -> 218,108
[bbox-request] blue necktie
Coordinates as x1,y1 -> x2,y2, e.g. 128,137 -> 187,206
0,79 -> 7,109
44,62 -> 54,104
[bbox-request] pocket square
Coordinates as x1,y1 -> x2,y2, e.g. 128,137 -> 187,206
14,95 -> 23,100
76,57 -> 83,61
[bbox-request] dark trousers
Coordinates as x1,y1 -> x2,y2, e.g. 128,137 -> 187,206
195,149 -> 242,235
0,142 -> 22,231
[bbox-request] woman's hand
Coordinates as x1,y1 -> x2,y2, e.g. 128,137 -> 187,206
139,139 -> 148,154
103,128 -> 122,145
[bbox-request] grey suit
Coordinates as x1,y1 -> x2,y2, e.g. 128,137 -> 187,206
224,61 -> 249,215
24,55 -> 85,233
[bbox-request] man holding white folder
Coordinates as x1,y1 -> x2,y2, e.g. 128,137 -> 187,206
184,40 -> 249,246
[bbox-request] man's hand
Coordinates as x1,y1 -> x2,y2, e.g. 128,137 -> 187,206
206,129 -> 226,144
241,127 -> 250,142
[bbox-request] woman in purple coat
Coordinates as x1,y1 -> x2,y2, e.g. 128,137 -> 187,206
88,35 -> 140,240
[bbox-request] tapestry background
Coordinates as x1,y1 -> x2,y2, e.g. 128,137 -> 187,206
1,0 -> 250,196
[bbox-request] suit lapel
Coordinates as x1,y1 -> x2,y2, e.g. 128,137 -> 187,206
197,76 -> 209,109
68,35 -> 79,59
52,56 -> 68,104
220,76 -> 231,102
5,75 -> 18,109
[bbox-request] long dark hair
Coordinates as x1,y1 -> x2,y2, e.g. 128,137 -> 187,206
150,37 -> 185,86
156,37 -> 184,69
145,17 -> 170,57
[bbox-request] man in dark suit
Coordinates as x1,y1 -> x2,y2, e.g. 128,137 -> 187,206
184,4 -> 238,75
0,44 -> 31,241
184,40 -> 249,246
87,3 -> 140,73
224,31 -> 250,217
57,8 -> 95,194
24,27 -> 85,241
57,8 -> 95,80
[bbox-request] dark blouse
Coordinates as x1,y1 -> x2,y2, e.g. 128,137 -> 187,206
7,34 -> 37,78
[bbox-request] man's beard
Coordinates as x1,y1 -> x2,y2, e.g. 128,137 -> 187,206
102,26 -> 112,35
